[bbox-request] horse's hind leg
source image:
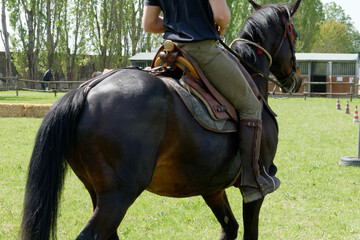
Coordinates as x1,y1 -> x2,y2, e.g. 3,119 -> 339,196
242,198 -> 264,240
202,190 -> 239,240
84,186 -> 120,239
72,154 -> 151,240
76,189 -> 140,240
70,172 -> 119,239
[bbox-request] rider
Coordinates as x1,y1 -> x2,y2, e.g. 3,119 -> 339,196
142,0 -> 280,203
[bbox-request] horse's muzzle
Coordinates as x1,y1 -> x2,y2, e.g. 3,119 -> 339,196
279,67 -> 303,93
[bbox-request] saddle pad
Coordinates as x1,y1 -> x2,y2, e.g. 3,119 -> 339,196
160,77 -> 238,133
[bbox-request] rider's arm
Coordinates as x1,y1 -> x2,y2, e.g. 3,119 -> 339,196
209,0 -> 231,36
142,5 -> 165,33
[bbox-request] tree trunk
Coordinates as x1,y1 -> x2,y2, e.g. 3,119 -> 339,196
1,0 -> 12,78
46,0 -> 54,69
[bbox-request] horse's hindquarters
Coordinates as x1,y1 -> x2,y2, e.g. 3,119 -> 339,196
72,69 -> 240,200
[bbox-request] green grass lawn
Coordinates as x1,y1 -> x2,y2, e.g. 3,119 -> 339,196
1,97 -> 360,239
0,91 -> 65,104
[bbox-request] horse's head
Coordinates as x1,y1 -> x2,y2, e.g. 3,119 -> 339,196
245,0 -> 303,93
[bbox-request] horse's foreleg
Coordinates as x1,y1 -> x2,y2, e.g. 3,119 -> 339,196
242,198 -> 264,240
203,190 -> 239,240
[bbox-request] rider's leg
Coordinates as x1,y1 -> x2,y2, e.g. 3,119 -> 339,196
177,40 -> 280,203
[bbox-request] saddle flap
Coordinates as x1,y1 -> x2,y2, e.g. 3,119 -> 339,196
180,75 -> 231,121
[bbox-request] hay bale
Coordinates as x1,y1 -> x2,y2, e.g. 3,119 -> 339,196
0,103 -> 52,118
0,103 -> 25,117
24,104 -> 52,118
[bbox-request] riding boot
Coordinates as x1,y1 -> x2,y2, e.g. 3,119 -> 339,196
237,119 -> 280,203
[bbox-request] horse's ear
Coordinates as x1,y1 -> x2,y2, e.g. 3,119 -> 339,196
289,0 -> 301,16
248,0 -> 261,10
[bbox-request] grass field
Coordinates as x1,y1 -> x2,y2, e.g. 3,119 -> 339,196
0,91 -> 65,104
1,96 -> 360,239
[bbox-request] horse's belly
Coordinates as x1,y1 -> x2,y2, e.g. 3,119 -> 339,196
146,153 -> 241,197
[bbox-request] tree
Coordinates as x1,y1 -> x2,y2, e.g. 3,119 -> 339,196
87,0 -> 123,69
126,0 -> 144,58
58,0 -> 87,82
1,0 -> 12,77
8,0 -> 45,81
224,0 -> 324,53
43,0 -> 64,71
224,0 -> 252,43
320,2 -> 360,53
5,0 -> 358,84
292,0 -> 323,52
323,2 -> 352,28
312,19 -> 354,53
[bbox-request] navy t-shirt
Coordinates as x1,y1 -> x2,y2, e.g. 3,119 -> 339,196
145,0 -> 220,42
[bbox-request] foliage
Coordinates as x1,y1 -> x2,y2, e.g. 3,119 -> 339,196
312,19 -> 355,53
316,2 -> 360,53
292,0 -> 323,52
7,0 -> 45,81
225,0 -> 360,54
2,0 -> 360,82
58,0 -> 88,81
224,0 -> 325,53
224,0 -> 252,43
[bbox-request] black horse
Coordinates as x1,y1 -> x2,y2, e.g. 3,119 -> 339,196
21,1 -> 302,239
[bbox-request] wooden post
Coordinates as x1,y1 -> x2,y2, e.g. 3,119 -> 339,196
15,76 -> 18,96
54,82 -> 57,97
328,62 -> 332,98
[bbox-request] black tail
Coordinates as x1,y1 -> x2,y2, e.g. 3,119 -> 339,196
20,88 -> 86,240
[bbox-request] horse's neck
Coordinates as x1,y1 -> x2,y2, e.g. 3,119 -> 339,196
238,44 -> 271,102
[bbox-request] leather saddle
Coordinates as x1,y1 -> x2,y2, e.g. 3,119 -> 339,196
151,40 -> 239,122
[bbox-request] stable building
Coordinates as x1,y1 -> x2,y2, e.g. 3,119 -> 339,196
129,52 -> 156,69
297,53 -> 360,98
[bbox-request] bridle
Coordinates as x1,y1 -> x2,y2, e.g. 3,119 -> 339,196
275,6 -> 299,93
220,6 -> 299,94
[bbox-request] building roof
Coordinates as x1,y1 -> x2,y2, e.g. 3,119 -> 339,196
129,52 -> 360,62
296,53 -> 359,62
129,52 -> 156,61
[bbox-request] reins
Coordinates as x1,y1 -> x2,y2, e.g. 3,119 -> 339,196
219,39 -> 284,90
229,38 -> 273,67
219,6 -> 298,94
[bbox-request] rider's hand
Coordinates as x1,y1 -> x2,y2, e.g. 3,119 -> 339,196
216,24 -> 227,36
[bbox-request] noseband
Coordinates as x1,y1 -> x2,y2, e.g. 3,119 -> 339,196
221,6 -> 299,94
274,6 -> 299,93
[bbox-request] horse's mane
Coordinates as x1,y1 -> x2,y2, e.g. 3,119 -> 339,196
234,4 -> 288,62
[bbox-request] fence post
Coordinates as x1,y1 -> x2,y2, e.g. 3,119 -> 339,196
15,76 -> 19,96
54,82 -> 57,97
